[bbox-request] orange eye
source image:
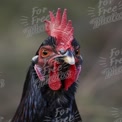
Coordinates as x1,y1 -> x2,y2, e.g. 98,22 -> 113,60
75,49 -> 80,56
39,48 -> 51,58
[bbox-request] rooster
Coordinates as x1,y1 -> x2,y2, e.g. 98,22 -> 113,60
12,8 -> 83,122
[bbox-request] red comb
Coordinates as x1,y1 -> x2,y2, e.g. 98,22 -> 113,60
45,8 -> 74,45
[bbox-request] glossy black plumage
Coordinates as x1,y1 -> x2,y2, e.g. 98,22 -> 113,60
12,37 -> 82,122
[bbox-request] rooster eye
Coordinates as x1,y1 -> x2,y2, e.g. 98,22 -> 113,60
40,48 -> 51,58
75,49 -> 80,56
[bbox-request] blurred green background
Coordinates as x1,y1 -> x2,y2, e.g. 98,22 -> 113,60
0,0 -> 122,122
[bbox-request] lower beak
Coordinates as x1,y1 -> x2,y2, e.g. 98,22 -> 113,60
63,51 -> 75,65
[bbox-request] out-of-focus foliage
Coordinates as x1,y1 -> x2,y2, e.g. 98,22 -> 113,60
0,0 -> 122,122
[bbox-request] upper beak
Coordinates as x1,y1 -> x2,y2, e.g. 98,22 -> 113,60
63,50 -> 75,65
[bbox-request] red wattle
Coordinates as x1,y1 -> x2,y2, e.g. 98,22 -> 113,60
48,63 -> 62,91
64,65 -> 77,90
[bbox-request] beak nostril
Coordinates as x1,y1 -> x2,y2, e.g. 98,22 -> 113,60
57,50 -> 75,65
59,49 -> 66,55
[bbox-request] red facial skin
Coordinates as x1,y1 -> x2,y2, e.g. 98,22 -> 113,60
34,44 -> 81,91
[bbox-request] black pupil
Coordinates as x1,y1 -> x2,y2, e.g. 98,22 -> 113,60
43,51 -> 48,55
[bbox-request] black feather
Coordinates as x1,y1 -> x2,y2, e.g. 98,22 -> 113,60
12,37 -> 82,122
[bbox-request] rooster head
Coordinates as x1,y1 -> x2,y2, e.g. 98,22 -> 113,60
32,8 -> 83,91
